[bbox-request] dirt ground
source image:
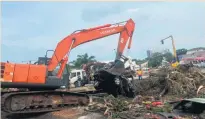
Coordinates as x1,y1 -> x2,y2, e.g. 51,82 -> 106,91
1,108 -> 107,119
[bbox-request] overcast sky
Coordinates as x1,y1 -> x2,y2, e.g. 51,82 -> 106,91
1,2 -> 205,63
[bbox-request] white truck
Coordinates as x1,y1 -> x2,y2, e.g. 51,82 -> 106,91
69,69 -> 87,88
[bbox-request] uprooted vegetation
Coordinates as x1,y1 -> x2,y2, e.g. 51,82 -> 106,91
87,95 -> 174,119
167,66 -> 205,97
86,65 -> 205,119
133,65 -> 205,98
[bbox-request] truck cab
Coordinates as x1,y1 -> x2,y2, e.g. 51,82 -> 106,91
69,69 -> 86,87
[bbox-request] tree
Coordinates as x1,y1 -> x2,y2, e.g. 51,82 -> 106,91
71,53 -> 96,68
148,51 -> 174,68
132,58 -> 148,65
176,48 -> 187,56
163,52 -> 173,62
148,52 -> 163,68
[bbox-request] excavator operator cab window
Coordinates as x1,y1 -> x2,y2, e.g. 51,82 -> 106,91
37,57 -> 51,65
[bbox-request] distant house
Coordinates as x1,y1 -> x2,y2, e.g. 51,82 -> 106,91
141,61 -> 148,68
180,47 -> 205,64
186,47 -> 205,55
183,49 -> 205,59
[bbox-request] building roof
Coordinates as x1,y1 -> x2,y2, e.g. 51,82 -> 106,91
188,47 -> 205,52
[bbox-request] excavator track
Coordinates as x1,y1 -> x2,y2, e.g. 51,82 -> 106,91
1,91 -> 89,114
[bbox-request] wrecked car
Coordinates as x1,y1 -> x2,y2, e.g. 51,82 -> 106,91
156,98 -> 205,119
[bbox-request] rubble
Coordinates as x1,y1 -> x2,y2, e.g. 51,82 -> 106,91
86,94 -> 173,119
166,65 -> 205,97
85,65 -> 205,119
86,94 -> 205,119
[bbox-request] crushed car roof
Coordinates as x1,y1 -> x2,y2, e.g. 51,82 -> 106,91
183,98 -> 205,104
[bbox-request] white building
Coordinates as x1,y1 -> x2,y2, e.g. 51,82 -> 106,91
140,61 -> 148,68
186,47 -> 205,55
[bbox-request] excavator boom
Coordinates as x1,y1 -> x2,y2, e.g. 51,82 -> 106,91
48,19 -> 135,77
160,35 -> 179,68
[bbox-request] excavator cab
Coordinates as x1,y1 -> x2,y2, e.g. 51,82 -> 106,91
35,57 -> 51,65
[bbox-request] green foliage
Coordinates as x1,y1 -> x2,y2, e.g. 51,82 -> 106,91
163,52 -> 174,62
148,52 -> 174,68
70,53 -> 96,68
132,58 -> 148,65
148,52 -> 163,68
163,103 -> 172,113
105,95 -> 129,112
147,48 -> 189,68
176,48 -> 187,55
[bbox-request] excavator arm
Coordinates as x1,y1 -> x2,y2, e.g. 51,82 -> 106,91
0,18 -> 135,115
48,19 -> 135,78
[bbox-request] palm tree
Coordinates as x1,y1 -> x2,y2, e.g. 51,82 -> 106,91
71,53 -> 96,68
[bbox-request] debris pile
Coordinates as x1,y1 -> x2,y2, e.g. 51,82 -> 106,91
86,95 -> 175,119
166,65 -> 205,97
133,65 -> 205,98
84,65 -> 205,119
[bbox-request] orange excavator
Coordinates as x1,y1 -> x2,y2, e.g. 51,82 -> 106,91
1,18 -> 135,114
